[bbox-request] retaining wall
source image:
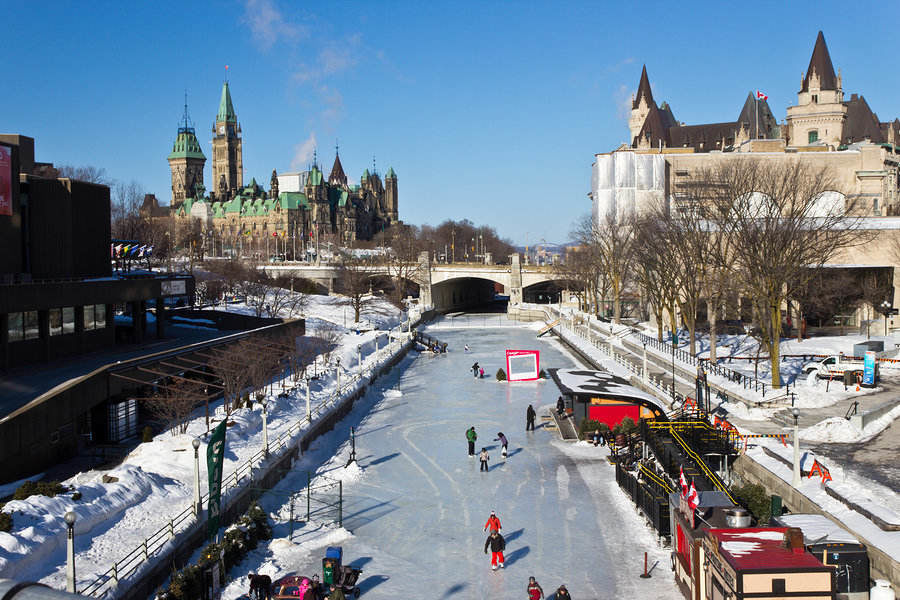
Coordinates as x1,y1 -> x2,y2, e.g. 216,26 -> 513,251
850,398 -> 900,430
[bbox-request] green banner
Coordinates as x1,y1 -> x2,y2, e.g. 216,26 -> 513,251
206,419 -> 227,540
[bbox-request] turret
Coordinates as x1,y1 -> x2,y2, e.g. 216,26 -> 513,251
168,96 -> 206,206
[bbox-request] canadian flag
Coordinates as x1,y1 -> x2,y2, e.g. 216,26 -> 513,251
756,90 -> 768,101
679,466 -> 688,498
687,480 -> 700,513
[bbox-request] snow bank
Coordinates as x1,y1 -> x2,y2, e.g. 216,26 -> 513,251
800,403 -> 900,443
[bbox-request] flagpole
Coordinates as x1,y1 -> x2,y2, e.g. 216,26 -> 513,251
755,95 -> 758,140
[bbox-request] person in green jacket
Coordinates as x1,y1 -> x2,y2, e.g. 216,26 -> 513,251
466,426 -> 477,456
327,583 -> 346,600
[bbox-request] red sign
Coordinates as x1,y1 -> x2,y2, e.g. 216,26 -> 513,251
0,144 -> 12,216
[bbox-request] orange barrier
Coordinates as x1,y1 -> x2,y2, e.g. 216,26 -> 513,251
808,459 -> 832,484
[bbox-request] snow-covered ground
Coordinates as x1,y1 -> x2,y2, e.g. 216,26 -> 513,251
214,327 -> 679,599
0,294 -> 409,592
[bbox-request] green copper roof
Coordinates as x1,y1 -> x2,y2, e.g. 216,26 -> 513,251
385,166 -> 396,178
224,196 -> 243,213
278,191 -> 309,210
328,187 -> 349,208
362,169 -> 370,180
168,129 -> 206,160
308,166 -> 323,186
217,82 -> 237,124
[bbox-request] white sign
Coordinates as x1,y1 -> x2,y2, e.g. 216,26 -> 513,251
161,280 -> 187,296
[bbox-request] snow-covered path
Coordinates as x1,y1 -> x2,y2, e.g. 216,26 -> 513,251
222,326 -> 678,599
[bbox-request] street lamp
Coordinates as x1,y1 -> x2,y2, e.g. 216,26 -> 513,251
65,511 -> 77,593
260,397 -> 269,457
881,300 -> 891,336
792,407 -> 802,487
642,341 -> 648,382
336,357 -> 341,390
192,438 -> 202,516
671,329 -> 677,403
305,376 -> 312,421
357,345 -> 362,371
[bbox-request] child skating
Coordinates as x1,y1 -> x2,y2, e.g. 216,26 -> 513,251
479,447 -> 489,471
494,432 -> 508,458
483,510 -> 502,533
483,530 -> 506,570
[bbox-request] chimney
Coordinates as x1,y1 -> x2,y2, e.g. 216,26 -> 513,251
784,528 -> 805,553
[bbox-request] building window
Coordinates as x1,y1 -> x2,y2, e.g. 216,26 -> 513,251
49,308 -> 63,336
84,305 -> 96,330
24,311 -> 39,340
8,312 -> 24,342
772,579 -> 786,594
62,307 -> 75,334
95,304 -> 107,328
812,94 -> 818,103
808,130 -> 819,143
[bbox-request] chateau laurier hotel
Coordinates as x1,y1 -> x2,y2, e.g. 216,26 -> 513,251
593,31 -> 900,313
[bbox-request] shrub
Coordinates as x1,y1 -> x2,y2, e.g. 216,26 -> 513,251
618,417 -> 637,435
0,511 -> 11,532
13,480 -> 66,500
732,482 -> 770,524
578,419 -> 610,437
496,368 -> 507,381
538,369 -> 547,379
142,426 -> 154,443
71,491 -> 82,501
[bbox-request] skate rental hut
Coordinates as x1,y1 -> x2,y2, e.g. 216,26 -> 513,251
549,368 -> 668,431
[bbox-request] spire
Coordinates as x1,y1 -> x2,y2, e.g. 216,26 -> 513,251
633,65 -> 654,109
217,81 -> 237,123
329,147 -> 347,185
180,91 -> 193,131
802,31 -> 838,92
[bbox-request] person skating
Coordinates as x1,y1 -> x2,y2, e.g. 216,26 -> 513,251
466,426 -> 477,456
327,583 -> 346,600
479,447 -> 490,472
472,362 -> 480,378
465,344 -> 470,352
484,530 -> 506,570
555,584 -> 572,599
526,404 -> 536,431
483,510 -> 502,533
479,367 -> 485,378
556,396 -> 565,417
527,576 -> 544,599
495,432 -> 509,458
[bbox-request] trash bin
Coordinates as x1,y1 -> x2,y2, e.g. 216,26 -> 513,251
843,370 -> 857,387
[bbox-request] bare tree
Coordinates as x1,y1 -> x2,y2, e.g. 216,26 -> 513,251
208,341 -> 252,415
56,164 -> 110,185
594,211 -> 637,323
336,254 -> 383,323
704,159 -> 870,387
633,214 -> 680,341
143,377 -> 206,436
383,223 -> 423,305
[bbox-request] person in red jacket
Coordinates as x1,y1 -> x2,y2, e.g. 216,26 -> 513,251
483,510 -> 502,533
483,530 -> 506,570
526,576 -> 544,599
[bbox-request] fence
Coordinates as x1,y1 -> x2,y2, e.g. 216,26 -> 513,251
79,311 -> 422,598
615,461 -> 671,538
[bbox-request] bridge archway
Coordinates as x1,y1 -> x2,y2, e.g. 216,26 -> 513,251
523,279 -> 580,304
431,277 -> 505,311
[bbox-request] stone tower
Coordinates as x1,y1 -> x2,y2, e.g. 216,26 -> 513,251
211,81 -> 243,200
167,98 -> 206,206
328,148 -> 348,186
629,65 -> 655,144
384,166 -> 398,221
786,31 -> 846,146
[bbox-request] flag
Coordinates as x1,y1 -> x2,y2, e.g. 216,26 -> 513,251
756,90 -> 768,101
687,480 -> 700,513
206,419 -> 227,540
679,466 -> 688,497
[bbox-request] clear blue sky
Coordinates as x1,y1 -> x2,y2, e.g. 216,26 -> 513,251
5,1 -> 899,245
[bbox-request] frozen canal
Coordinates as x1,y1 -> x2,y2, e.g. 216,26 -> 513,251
224,325 -> 678,599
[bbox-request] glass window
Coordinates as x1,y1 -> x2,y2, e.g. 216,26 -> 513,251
49,309 -> 63,336
83,305 -> 95,330
95,304 -> 107,328
808,130 -> 819,143
62,307 -> 75,334
8,312 -> 24,342
24,311 -> 39,340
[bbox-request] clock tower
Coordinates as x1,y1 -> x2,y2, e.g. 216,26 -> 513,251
167,97 -> 206,206
211,81 -> 243,200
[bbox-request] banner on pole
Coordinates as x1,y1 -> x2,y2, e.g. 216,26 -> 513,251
206,420 -> 227,540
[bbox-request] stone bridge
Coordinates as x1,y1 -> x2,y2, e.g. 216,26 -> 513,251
261,253 -> 566,310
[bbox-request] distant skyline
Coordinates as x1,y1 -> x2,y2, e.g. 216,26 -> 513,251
5,1 -> 899,244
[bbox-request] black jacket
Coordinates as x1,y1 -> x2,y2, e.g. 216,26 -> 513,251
484,533 -> 506,553
556,589 -> 572,600
526,406 -> 536,420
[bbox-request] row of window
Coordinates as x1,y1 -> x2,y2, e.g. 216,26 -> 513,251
7,305 -> 107,342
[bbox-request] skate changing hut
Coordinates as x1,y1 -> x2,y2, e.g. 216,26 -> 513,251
549,368 -> 668,430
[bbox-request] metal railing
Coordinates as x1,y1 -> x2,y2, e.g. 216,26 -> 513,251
79,314 -> 421,598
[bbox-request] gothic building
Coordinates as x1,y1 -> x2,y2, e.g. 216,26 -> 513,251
167,81 -> 398,253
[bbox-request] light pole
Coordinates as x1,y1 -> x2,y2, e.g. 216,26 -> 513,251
261,397 -> 269,457
336,357 -> 341,391
192,438 -> 202,516
671,329 -> 677,403
451,230 -> 456,263
357,345 -> 362,372
881,300 -> 891,336
642,341 -> 648,382
65,511 -> 77,593
305,376 -> 311,421
792,407 -> 802,487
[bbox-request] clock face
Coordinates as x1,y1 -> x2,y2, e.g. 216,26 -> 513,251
218,125 -> 225,134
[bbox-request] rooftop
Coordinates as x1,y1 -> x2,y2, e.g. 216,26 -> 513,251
707,527 -> 826,571
550,368 -> 667,414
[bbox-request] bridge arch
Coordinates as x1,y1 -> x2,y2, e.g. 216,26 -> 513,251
431,276 -> 505,310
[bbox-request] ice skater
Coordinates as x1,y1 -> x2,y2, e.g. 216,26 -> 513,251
556,396 -> 565,417
464,344 -> 470,352
466,426 -> 477,456
527,576 -> 544,599
494,432 -> 508,458
479,367 -> 485,378
526,404 -> 536,431
484,530 -> 506,570
555,584 -> 572,599
479,447 -> 490,471
472,362 -> 480,378
483,510 -> 502,533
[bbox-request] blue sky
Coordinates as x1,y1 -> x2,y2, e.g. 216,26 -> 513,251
5,1 -> 899,244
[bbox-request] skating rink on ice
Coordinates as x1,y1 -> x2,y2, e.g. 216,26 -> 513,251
224,325 -> 679,599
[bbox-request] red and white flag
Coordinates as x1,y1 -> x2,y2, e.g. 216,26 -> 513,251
687,480 -> 700,513
679,466 -> 688,498
756,90 -> 768,101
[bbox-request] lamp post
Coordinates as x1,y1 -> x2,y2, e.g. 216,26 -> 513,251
65,511 -> 77,593
671,329 -> 677,403
192,438 -> 202,516
305,376 -> 311,421
642,341 -> 648,382
336,357 -> 341,391
881,300 -> 891,336
357,345 -> 362,372
792,407 -> 802,487
261,397 -> 269,457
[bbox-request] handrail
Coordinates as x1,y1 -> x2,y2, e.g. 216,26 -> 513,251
638,462 -> 675,494
669,429 -> 735,504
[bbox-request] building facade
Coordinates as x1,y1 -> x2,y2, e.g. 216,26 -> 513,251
167,82 -> 398,254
